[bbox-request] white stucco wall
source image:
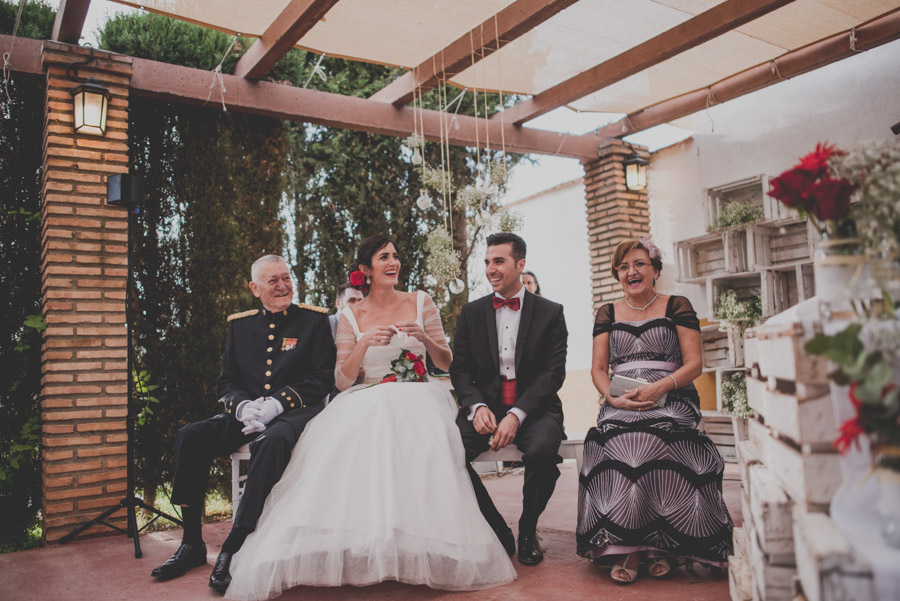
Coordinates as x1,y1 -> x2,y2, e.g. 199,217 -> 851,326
648,41 -> 900,319
504,179 -> 594,372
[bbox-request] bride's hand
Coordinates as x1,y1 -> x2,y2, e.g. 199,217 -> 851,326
394,321 -> 426,343
360,325 -> 396,348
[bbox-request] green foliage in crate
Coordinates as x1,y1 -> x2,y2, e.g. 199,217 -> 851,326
714,289 -> 762,335
709,200 -> 764,233
721,371 -> 753,418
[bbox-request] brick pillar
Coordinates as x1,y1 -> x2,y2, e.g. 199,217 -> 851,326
583,139 -> 650,311
40,42 -> 133,543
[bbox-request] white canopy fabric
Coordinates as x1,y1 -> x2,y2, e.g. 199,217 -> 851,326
118,0 -> 899,121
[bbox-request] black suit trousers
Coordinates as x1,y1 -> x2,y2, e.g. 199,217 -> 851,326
171,403 -> 324,531
456,407 -> 563,535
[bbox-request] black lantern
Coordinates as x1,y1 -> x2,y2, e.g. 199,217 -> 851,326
70,77 -> 110,136
624,153 -> 649,191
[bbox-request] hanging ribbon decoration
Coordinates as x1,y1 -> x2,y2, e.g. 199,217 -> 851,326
205,34 -> 240,112
2,0 -> 26,105
302,53 -> 328,88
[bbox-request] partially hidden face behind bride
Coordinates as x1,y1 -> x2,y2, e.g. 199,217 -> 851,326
224,234 -> 517,600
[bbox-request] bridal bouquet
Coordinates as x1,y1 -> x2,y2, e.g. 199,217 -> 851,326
381,349 -> 427,383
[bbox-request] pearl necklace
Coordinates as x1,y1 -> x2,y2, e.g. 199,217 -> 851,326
624,293 -> 658,311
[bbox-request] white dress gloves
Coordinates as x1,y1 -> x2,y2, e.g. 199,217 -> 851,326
236,396 -> 284,435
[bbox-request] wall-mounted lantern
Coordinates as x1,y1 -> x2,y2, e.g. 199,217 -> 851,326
70,78 -> 110,136
624,153 -> 649,191
67,47 -> 110,136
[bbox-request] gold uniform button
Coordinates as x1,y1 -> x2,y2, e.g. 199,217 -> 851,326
265,371 -> 272,377
268,334 -> 274,340
281,392 -> 286,396
266,359 -> 272,365
267,347 -> 273,352
269,323 -> 275,329
264,384 -> 271,390
286,396 -> 292,401
290,403 -> 295,408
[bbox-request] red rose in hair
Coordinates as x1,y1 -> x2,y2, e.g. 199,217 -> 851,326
413,360 -> 426,377
381,374 -> 397,383
349,270 -> 366,287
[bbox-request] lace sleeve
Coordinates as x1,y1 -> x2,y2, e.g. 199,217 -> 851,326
592,303 -> 615,337
668,295 -> 701,331
421,294 -> 449,350
334,312 -> 359,390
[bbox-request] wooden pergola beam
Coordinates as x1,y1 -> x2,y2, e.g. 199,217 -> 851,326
2,34 -> 593,158
500,0 -> 796,126
130,56 -> 598,159
586,9 -> 900,140
370,0 -> 578,106
233,0 -> 339,80
51,0 -> 92,44
0,35 -> 42,74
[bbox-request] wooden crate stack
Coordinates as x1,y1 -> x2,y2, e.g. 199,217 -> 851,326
729,322 -> 877,601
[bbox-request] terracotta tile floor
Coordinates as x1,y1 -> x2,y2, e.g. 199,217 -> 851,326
0,462 -> 740,601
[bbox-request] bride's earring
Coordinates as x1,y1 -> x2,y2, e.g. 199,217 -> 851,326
366,277 -> 371,284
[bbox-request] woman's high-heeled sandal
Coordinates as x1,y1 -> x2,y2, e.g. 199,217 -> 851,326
610,552 -> 640,584
648,557 -> 672,578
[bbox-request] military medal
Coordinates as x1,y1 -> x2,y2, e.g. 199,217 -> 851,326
281,337 -> 297,351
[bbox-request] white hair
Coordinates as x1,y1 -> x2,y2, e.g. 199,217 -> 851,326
251,255 -> 289,283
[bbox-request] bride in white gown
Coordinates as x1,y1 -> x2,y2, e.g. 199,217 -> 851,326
225,235 -> 517,600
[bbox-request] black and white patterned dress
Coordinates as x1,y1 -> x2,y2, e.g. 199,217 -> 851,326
576,296 -> 733,565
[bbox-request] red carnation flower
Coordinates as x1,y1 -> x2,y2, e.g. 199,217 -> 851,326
413,361 -> 426,377
349,270 -> 366,287
797,142 -> 841,176
381,374 -> 397,383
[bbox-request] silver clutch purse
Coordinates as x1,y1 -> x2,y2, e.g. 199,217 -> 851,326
608,374 -> 668,407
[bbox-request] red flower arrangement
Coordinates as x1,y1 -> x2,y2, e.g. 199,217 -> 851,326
835,383 -> 867,454
769,143 -> 857,234
381,349 -> 428,383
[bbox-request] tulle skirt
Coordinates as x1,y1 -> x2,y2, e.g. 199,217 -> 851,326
225,381 -> 517,600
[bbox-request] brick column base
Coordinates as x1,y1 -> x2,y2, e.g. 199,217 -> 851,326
583,140 -> 650,311
40,42 -> 133,543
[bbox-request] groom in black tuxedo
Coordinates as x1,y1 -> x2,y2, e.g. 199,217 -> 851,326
451,233 -> 567,566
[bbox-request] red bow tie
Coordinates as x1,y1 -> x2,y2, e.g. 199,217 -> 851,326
493,296 -> 520,311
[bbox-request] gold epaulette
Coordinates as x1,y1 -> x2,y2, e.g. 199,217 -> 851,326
227,309 -> 259,322
298,303 -> 329,314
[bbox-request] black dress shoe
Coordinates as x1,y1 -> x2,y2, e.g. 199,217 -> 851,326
517,532 -> 544,566
493,525 -> 516,556
151,542 -> 207,580
208,551 -> 233,593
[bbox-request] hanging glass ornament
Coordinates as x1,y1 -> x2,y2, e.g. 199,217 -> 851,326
448,278 -> 465,295
416,193 -> 433,210
411,148 -> 422,165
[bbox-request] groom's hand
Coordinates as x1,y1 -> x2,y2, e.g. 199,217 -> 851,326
491,413 -> 520,451
473,406 -> 497,435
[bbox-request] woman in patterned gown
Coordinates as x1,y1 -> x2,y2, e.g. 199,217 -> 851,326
576,238 -> 733,584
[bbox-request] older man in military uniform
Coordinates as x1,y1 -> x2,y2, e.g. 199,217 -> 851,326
151,255 -> 336,593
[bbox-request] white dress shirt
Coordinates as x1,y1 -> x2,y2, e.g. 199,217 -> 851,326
468,285 -> 528,425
